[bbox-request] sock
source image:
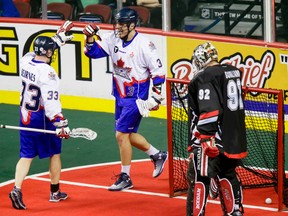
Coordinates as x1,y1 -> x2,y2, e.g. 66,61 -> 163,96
51,183 -> 60,193
14,186 -> 21,191
234,204 -> 240,210
121,165 -> 131,176
145,145 -> 159,156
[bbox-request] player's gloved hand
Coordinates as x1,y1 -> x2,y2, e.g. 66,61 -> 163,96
57,20 -> 74,34
83,23 -> 101,40
194,131 -> 219,157
53,119 -> 70,139
52,20 -> 74,47
136,86 -> 164,117
200,137 -> 219,158
136,99 -> 150,117
144,86 -> 165,111
149,86 -> 165,110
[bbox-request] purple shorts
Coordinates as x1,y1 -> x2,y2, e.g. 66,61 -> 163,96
20,132 -> 62,159
115,98 -> 142,133
19,117 -> 62,159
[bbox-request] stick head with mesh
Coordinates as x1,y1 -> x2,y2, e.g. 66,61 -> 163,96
70,128 -> 97,140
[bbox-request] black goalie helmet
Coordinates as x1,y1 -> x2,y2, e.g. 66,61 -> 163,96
33,36 -> 57,56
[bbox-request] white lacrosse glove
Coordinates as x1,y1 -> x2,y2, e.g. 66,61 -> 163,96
136,87 -> 165,117
52,20 -> 74,47
53,119 -> 70,139
83,23 -> 102,41
136,99 -> 151,117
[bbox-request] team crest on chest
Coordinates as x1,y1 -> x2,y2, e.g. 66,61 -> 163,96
113,58 -> 132,80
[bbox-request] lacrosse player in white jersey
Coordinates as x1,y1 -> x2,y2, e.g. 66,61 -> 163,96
9,21 -> 74,210
82,7 -> 168,191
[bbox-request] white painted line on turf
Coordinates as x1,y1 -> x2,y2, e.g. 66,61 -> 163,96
1,159 -> 287,213
0,159 -> 149,187
29,176 -> 170,197
29,176 -> 282,213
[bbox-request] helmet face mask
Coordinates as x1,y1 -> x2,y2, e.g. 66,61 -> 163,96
114,8 -> 139,39
192,42 -> 218,71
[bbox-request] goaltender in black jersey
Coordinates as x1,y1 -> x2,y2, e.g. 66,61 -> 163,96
186,42 -> 247,216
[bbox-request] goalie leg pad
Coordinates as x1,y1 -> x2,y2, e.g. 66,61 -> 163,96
219,177 -> 235,215
186,156 -> 195,216
187,150 -> 210,216
193,181 -> 206,216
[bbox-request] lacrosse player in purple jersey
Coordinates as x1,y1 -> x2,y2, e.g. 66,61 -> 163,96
186,42 -> 247,216
9,21 -> 74,210
82,7 -> 168,191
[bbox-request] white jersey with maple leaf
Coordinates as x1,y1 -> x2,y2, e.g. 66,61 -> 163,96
84,31 -> 165,100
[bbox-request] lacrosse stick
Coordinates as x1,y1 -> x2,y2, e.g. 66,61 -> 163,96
0,124 -> 97,141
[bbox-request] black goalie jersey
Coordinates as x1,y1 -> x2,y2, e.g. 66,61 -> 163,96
187,64 -> 247,159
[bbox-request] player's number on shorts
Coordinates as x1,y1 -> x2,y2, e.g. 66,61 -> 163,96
127,86 -> 134,97
20,81 -> 41,111
227,79 -> 243,111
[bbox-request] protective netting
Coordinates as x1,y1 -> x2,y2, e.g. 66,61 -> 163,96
167,79 -> 285,197
237,92 -> 279,188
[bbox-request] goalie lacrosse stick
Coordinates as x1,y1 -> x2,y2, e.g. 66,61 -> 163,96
0,124 -> 97,141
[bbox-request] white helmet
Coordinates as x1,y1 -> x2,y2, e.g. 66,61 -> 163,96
192,42 -> 218,71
